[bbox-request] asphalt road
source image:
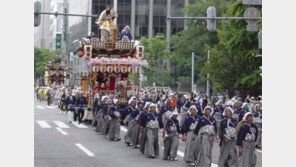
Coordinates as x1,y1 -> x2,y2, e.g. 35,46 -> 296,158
34,101 -> 262,167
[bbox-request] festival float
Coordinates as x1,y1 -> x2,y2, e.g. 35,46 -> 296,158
72,8 -> 148,102
44,56 -> 69,88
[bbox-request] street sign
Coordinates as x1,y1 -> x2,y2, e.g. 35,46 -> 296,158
242,0 -> 262,5
243,7 -> 261,32
56,33 -> 62,50
258,30 -> 262,49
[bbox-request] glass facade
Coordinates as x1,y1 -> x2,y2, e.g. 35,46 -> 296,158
91,0 -> 185,39
67,0 -> 90,53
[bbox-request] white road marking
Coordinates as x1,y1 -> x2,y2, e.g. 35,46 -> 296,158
47,106 -> 55,109
256,149 -> 262,153
75,143 -> 95,157
72,122 -> 88,128
56,127 -> 68,135
36,106 -> 45,109
120,126 -> 127,132
53,121 -> 70,128
36,121 -> 51,128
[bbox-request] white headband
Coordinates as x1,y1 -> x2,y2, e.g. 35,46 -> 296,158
222,107 -> 234,116
243,112 -> 253,121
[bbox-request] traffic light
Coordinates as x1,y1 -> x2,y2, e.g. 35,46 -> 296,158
207,6 -> 216,32
34,1 -> 42,27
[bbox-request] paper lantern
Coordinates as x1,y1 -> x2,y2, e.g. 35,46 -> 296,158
100,65 -> 106,73
83,45 -> 92,59
107,66 -> 113,73
128,66 -> 134,73
136,45 -> 144,59
121,66 -> 127,73
135,67 -> 141,73
114,66 -> 120,73
92,66 -> 99,72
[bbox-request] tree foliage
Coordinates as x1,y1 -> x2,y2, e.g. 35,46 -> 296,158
201,1 -> 262,95
34,47 -> 55,78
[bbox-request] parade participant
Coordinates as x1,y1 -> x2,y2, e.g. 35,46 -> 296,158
141,103 -> 163,158
193,106 -> 216,167
213,100 -> 225,137
232,101 -> 241,119
252,104 -> 262,149
138,102 -> 151,154
46,88 -> 52,106
65,91 -> 76,123
180,95 -> 191,127
160,98 -> 175,131
75,91 -> 87,124
129,101 -> 144,148
119,26 -> 133,42
107,98 -> 122,141
59,88 -> 66,112
218,107 -> 238,167
124,98 -> 137,146
237,103 -> 249,122
95,95 -> 108,132
143,93 -> 152,105
163,111 -> 180,161
192,99 -> 203,116
101,98 -> 112,135
236,112 -> 258,167
91,94 -> 99,127
181,106 -> 201,166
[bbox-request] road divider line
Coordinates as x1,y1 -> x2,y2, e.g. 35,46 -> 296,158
56,127 -> 68,135
75,143 -> 95,156
36,121 -> 51,128
36,106 -> 45,109
53,121 -> 70,128
72,122 -> 88,128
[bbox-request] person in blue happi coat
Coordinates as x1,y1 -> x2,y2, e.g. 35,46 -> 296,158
138,102 -> 151,154
107,98 -> 121,141
237,103 -> 249,122
75,91 -> 87,124
218,107 -> 238,167
141,103 -> 163,158
163,111 -> 180,161
181,106 -> 202,166
193,106 -> 216,167
236,112 -> 258,167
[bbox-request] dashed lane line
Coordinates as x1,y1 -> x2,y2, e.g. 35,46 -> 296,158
75,143 -> 95,157
36,120 -> 51,128
53,121 -> 70,128
72,122 -> 88,128
56,127 -> 68,135
36,106 -> 45,109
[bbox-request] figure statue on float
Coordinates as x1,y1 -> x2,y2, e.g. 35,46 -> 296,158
95,5 -> 117,42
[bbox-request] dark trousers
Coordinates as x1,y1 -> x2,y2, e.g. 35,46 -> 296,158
77,108 -> 85,123
73,110 -> 78,122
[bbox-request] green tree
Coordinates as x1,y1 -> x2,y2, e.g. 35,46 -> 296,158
201,1 -> 262,95
170,0 -> 228,91
141,35 -> 173,87
34,47 -> 55,78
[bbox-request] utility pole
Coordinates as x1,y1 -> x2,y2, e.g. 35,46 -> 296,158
206,50 -> 210,97
113,0 -> 118,25
166,0 -> 171,50
192,52 -> 194,92
148,0 -> 153,38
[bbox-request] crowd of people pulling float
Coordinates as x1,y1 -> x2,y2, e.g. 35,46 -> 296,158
35,5 -> 262,167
